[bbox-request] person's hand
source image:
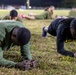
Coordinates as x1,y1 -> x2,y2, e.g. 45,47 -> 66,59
15,60 -> 31,70
74,53 -> 76,57
30,60 -> 37,68
15,60 -> 37,70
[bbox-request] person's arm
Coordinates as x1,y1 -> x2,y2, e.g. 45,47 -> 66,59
20,42 -> 32,60
56,24 -> 74,57
25,15 -> 35,20
28,12 -> 37,16
0,47 -> 16,68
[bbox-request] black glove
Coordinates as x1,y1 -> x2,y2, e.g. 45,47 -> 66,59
15,60 -> 37,70
15,60 -> 31,70
30,60 -> 37,68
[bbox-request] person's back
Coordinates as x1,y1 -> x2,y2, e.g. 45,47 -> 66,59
35,11 -> 53,20
0,20 -> 24,44
51,18 -> 74,29
47,18 -> 66,36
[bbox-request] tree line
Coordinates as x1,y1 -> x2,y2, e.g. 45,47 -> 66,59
30,0 -> 76,8
0,0 -> 76,8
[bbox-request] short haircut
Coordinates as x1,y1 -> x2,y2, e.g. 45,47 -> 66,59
44,7 -> 49,11
17,27 -> 31,45
10,10 -> 18,17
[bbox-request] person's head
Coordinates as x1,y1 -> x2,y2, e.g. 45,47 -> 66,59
70,18 -> 76,38
44,6 -> 54,12
11,27 -> 31,45
49,6 -> 55,11
10,10 -> 18,20
44,7 -> 49,11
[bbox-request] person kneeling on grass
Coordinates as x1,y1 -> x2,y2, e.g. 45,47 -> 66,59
42,17 -> 76,57
0,20 -> 36,70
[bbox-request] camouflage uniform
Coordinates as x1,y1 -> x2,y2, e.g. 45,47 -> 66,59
0,20 -> 32,68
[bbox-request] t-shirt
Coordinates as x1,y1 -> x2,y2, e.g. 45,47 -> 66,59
35,11 -> 53,19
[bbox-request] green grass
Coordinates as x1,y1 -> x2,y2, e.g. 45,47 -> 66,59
69,10 -> 76,17
0,9 -> 76,75
0,9 -> 70,16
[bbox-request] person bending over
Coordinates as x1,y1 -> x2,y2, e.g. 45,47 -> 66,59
42,18 -> 76,57
0,20 -> 36,70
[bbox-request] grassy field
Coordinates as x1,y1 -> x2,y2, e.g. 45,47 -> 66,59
0,9 -> 70,16
0,9 -> 76,75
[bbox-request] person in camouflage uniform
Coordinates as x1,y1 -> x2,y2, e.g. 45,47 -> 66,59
25,6 -> 55,20
0,20 -> 36,70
